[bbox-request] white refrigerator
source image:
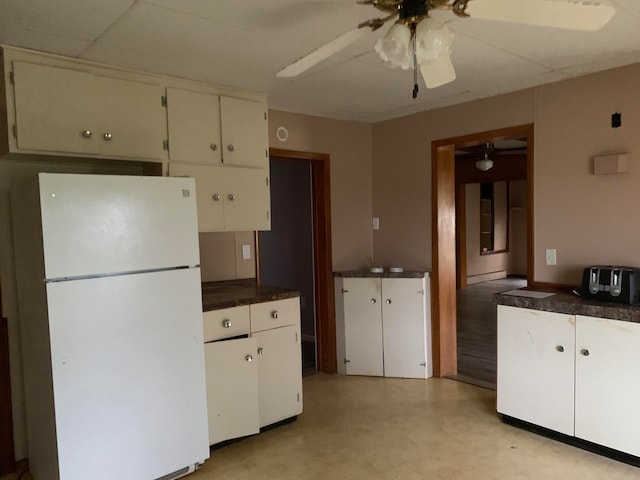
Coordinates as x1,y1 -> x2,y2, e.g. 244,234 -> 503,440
12,173 -> 210,480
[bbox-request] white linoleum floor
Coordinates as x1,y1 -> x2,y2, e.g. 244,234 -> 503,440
2,373 -> 638,480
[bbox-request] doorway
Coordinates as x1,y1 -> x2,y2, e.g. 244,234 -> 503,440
260,149 -> 337,374
431,124 -> 535,377
259,159 -> 317,373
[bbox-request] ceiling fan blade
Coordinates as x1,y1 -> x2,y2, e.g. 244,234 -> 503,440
277,27 -> 370,77
419,53 -> 456,89
465,0 -> 615,31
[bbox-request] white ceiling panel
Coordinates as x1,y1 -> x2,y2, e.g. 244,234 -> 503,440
1,0 -> 639,122
0,25 -> 90,57
94,3 -> 307,78
81,45 -> 283,93
0,0 -> 135,40
448,7 -> 639,70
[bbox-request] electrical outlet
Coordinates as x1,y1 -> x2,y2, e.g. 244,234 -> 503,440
545,249 -> 557,266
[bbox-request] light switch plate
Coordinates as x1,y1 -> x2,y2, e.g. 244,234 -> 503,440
242,244 -> 251,260
545,249 -> 557,266
372,217 -> 380,230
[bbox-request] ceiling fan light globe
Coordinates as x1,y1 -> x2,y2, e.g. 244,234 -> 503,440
475,158 -> 494,172
415,17 -> 454,62
375,22 -> 412,68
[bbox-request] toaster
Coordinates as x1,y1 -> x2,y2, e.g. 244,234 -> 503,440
581,266 -> 640,305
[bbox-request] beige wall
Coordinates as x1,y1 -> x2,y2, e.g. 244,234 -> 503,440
372,89 -> 535,271
534,64 -> 640,284
199,232 -> 255,282
268,110 -> 373,271
373,63 -> 640,286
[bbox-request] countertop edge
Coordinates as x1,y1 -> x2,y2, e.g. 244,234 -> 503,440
334,270 -> 430,279
495,292 -> 640,323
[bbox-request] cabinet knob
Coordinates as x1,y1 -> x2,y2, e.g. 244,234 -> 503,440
581,349 -> 590,357
556,345 -> 565,352
228,194 -> 236,201
82,130 -> 92,138
212,193 -> 221,201
386,299 -> 392,304
222,319 -> 231,328
103,132 -> 112,141
370,298 -> 377,304
257,347 -> 264,355
271,311 -> 279,319
227,144 -> 235,152
245,354 -> 253,362
210,143 -> 218,151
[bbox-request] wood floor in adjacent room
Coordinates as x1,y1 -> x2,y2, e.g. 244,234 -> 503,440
2,373 -> 636,480
456,277 -> 527,389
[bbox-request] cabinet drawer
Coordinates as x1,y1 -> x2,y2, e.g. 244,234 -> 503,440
203,306 -> 250,342
250,298 -> 300,333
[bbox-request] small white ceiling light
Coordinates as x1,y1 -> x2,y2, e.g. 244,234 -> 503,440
374,22 -> 412,70
476,142 -> 494,171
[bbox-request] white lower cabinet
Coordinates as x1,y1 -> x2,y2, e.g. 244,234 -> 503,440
496,305 -> 575,436
204,337 -> 259,445
253,325 -> 302,427
335,274 -> 431,379
203,297 -> 302,445
574,315 -> 640,456
497,305 -> 640,457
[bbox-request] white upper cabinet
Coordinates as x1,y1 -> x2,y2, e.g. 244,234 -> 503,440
219,96 -> 268,168
169,163 -> 270,232
11,61 -> 166,161
166,88 -> 222,166
166,89 -> 268,169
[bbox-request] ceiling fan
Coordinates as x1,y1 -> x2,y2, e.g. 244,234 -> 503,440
276,0 -> 616,98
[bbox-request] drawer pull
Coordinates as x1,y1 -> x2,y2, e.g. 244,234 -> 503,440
82,130 -> 92,138
222,319 -> 231,328
385,299 -> 392,304
271,311 -> 280,319
556,345 -> 564,353
258,347 -> 264,355
371,298 -> 377,304
210,143 -> 218,151
212,193 -> 221,201
103,132 -> 113,141
581,349 -> 590,357
245,354 -> 253,362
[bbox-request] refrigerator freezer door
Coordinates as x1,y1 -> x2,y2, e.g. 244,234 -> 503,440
38,173 -> 200,280
46,268 -> 209,480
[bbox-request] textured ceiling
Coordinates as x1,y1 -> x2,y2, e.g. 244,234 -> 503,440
1,0 -> 639,123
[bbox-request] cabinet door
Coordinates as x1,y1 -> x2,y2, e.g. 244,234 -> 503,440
575,316 -> 640,456
253,325 -> 302,428
381,277 -> 428,379
166,88 -> 222,165
222,167 -> 270,231
97,75 -> 166,161
13,62 -> 100,154
342,278 -> 384,376
220,96 -> 268,168
497,305 -> 575,436
204,338 -> 259,445
169,163 -> 225,232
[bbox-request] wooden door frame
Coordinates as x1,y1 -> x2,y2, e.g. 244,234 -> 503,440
1,288 -> 16,474
431,124 -> 535,377
263,148 -> 337,374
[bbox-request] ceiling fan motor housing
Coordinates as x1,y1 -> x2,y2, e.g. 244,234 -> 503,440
399,0 -> 428,20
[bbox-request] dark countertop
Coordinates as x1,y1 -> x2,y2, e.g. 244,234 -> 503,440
201,279 -> 299,312
334,269 -> 430,279
495,289 -> 640,323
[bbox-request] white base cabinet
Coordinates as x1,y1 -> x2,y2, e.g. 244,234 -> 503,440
497,305 -> 640,457
202,297 -> 302,445
335,274 -> 432,379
